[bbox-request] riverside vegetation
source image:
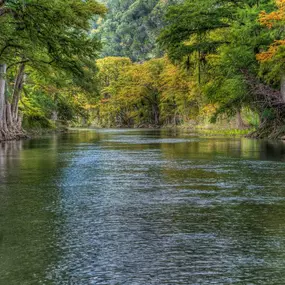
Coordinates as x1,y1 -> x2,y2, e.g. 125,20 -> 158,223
1,0 -> 285,140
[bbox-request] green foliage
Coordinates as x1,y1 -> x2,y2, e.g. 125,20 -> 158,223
96,0 -> 178,61
22,115 -> 54,130
159,0 -> 276,123
1,0 -> 106,76
93,56 -> 198,127
21,71 -> 93,128
197,128 -> 254,136
0,0 -> 106,130
2,0 -> 284,138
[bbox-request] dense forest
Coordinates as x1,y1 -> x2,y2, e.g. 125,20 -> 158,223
96,0 -> 178,61
1,0 -> 285,140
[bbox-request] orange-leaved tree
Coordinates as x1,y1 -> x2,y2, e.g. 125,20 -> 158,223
257,0 -> 285,102
257,0 -> 285,62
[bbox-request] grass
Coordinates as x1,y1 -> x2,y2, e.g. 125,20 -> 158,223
196,127 -> 255,136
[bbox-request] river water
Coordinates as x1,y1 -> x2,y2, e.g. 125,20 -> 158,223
1,129 -> 285,284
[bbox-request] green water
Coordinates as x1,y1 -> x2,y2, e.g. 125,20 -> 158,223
1,129 -> 285,284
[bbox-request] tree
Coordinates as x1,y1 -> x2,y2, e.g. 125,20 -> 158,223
159,0 -> 285,136
257,0 -> 285,101
96,0 -> 178,61
93,56 -> 196,127
0,0 -> 106,141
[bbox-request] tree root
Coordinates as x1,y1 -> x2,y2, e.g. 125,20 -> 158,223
241,70 -> 285,139
0,127 -> 28,142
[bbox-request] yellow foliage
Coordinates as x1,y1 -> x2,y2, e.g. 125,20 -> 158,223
93,56 -> 200,127
257,0 -> 285,62
259,0 -> 285,28
200,104 -> 218,117
256,40 -> 285,62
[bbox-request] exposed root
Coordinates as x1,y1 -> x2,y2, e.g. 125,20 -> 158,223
0,127 -> 28,142
242,70 -> 285,139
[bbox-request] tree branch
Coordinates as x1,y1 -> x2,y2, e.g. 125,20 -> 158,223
0,42 -> 24,58
7,59 -> 30,70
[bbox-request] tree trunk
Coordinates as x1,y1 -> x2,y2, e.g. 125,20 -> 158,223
51,110 -> 58,121
151,93 -> 160,126
6,103 -> 13,127
0,63 -> 6,140
0,63 -> 26,141
0,64 -> 6,124
152,104 -> 159,125
11,63 -> 25,120
236,110 -> 247,129
281,72 -> 285,103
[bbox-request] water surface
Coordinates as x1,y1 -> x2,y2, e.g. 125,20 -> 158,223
1,129 -> 285,284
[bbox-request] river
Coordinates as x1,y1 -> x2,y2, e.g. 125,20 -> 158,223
1,129 -> 285,284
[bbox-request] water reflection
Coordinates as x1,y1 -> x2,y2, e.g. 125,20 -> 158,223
0,137 -> 63,284
0,130 -> 285,284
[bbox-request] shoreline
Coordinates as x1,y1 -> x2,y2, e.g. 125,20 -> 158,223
3,125 -> 285,143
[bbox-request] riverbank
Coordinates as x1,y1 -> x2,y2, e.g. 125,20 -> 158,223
0,121 -> 276,143
0,127 -> 68,143
26,126 -> 68,138
89,119 -> 254,137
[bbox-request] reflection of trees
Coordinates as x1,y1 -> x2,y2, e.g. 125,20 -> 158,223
0,130 -> 105,284
0,141 -> 23,182
159,138 -> 263,160
0,137 -> 62,284
259,140 -> 285,161
159,138 -> 285,188
0,141 -> 24,265
157,136 -> 285,283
